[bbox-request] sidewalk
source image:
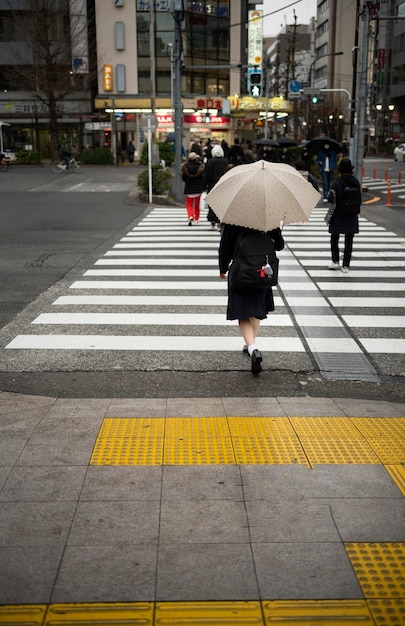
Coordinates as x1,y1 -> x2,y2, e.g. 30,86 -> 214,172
1,392 -> 404,625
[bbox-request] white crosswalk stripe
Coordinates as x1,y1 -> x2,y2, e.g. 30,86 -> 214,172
3,204 -> 405,380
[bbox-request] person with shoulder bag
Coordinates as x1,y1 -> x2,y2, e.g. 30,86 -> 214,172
326,158 -> 361,273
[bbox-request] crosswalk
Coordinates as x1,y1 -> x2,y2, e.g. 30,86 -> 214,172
2,205 -> 405,380
363,175 -> 405,199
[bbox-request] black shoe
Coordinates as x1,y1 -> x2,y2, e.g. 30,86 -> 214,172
242,345 -> 249,356
251,349 -> 262,375
188,218 -> 193,226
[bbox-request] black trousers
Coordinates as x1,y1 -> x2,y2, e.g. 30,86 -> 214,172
331,233 -> 354,267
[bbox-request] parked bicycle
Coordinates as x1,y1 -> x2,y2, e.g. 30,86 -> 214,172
52,155 -> 84,174
0,153 -> 9,172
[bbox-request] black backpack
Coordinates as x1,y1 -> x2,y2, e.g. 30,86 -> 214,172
229,231 -> 279,290
340,179 -> 361,215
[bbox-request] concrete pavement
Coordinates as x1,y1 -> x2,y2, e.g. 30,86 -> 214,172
1,391 -> 405,625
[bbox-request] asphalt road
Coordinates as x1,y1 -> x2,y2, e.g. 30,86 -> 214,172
0,161 -> 404,401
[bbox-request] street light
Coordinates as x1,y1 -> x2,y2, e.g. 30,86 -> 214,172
375,104 -> 395,153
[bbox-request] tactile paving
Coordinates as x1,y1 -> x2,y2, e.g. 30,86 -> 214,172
367,599 -> 405,625
91,436 -> 163,465
232,437 -> 309,465
351,418 -> 405,439
98,417 -> 165,438
227,416 -> 296,438
155,601 -> 263,624
367,438 -> 405,464
164,436 -> 235,464
290,417 -> 364,439
165,417 -> 230,439
345,543 -> 405,598
300,437 -> 380,465
385,465 -> 405,496
0,604 -> 46,625
262,599 -> 374,624
44,602 -> 154,624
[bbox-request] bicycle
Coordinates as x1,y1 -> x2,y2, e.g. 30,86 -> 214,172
0,153 -> 9,172
51,155 -> 84,174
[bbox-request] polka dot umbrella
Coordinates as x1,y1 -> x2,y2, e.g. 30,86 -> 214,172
205,160 -> 321,232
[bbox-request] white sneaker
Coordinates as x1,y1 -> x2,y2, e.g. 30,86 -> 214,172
341,266 -> 349,273
328,262 -> 340,270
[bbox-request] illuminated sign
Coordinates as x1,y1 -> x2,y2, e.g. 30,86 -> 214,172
103,65 -> 113,92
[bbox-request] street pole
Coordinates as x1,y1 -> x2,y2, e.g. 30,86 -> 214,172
354,6 -> 370,186
171,1 -> 184,203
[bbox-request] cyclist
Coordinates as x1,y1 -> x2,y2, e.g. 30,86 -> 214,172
59,143 -> 71,169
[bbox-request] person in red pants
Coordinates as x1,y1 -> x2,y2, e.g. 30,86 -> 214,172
181,152 -> 205,225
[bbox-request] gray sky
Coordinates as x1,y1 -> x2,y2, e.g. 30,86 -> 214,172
259,0 -> 317,37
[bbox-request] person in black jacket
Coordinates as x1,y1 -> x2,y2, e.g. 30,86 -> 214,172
181,152 -> 205,225
327,158 -> 361,273
228,138 -> 245,166
219,224 -> 285,375
202,144 -> 232,228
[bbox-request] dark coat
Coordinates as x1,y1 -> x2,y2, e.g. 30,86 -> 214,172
202,157 -> 232,192
219,224 -> 285,320
181,161 -> 205,195
327,174 -> 361,235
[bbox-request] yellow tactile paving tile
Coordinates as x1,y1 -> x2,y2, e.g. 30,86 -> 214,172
0,604 -> 46,624
232,436 -> 309,465
45,602 -> 154,624
155,601 -> 263,624
385,465 -> 405,496
345,543 -> 405,598
90,416 -> 405,467
262,599 -> 375,624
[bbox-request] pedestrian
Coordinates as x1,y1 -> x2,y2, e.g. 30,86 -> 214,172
181,152 -> 205,226
294,159 -> 320,191
317,142 -> 337,201
261,145 -> 279,162
326,158 -> 361,273
242,139 -> 255,163
202,144 -> 233,229
228,138 -> 246,166
279,147 -> 292,165
126,141 -> 135,163
219,224 -> 285,375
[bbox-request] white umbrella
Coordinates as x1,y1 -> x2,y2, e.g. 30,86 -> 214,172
205,160 -> 321,232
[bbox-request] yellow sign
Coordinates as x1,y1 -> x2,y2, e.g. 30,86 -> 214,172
103,65 -> 113,92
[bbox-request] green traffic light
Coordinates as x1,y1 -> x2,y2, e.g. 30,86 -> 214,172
312,96 -> 318,104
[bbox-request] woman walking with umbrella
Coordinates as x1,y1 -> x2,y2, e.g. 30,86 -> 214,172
206,160 -> 320,375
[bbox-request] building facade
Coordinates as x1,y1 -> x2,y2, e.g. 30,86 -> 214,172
0,0 -> 97,159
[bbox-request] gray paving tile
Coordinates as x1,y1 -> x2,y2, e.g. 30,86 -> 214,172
0,467 -> 11,491
276,402 -> 347,417
16,433 -> 96,466
222,397 -> 286,416
328,498 -> 405,542
0,502 -> 76,547
0,393 -> 55,416
157,543 -> 259,600
0,433 -> 30,466
0,546 -> 63,603
246,501 -> 341,542
106,398 -> 167,417
45,398 -> 110,419
80,466 -> 162,501
159,499 -> 249,544
52,544 -> 157,603
241,465 -> 402,499
252,542 -> 363,599
0,466 -> 87,501
0,413 -> 45,433
162,466 -> 243,500
67,501 -> 160,546
166,398 -> 226,417
333,397 -> 405,417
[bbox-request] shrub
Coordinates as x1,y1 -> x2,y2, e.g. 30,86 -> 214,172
138,165 -> 172,195
81,147 -> 114,164
140,142 -> 175,166
15,149 -> 42,164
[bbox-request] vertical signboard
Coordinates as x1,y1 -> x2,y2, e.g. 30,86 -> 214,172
247,10 -> 263,95
103,64 -> 113,92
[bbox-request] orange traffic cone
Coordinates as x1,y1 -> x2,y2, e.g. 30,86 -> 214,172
398,165 -> 402,185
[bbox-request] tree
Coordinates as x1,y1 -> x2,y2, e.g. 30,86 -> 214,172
3,0 -> 94,158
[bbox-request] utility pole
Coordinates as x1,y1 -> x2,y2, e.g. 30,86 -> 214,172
354,5 -> 371,186
149,0 -> 158,165
170,1 -> 184,202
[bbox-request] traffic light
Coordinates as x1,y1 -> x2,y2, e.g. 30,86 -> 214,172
249,72 -> 262,97
312,95 -> 318,104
